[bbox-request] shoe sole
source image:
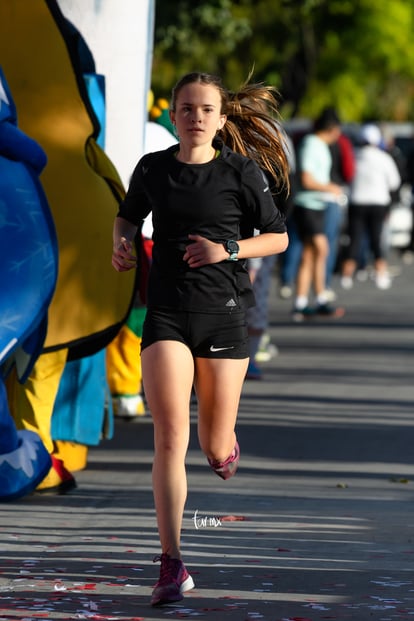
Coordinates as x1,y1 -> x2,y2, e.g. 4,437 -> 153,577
317,307 -> 346,318
151,574 -> 194,606
293,308 -> 345,322
182,575 -> 195,593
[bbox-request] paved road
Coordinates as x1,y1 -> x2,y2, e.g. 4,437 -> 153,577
1,252 -> 413,621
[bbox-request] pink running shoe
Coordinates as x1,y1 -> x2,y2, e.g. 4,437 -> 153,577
151,553 -> 195,607
208,441 -> 240,480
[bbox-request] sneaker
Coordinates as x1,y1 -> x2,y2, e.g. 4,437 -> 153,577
112,394 -> 146,418
208,441 -> 240,480
376,272 -> 391,290
36,455 -> 77,495
279,285 -> 293,299
292,305 -> 315,322
151,553 -> 194,607
316,303 -> 345,318
402,250 -> 414,265
340,276 -> 353,290
255,344 -> 278,362
246,361 -> 262,380
323,288 -> 337,302
255,333 -> 278,362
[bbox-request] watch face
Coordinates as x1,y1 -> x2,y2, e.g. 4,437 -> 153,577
227,240 -> 239,253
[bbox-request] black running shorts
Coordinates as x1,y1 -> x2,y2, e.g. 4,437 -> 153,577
141,308 -> 249,359
294,205 -> 326,240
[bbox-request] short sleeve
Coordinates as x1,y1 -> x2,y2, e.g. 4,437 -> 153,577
117,155 -> 152,226
242,160 -> 286,235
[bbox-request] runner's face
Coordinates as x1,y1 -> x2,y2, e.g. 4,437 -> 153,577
170,82 -> 226,147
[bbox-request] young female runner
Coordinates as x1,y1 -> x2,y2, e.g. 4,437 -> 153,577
112,72 -> 289,606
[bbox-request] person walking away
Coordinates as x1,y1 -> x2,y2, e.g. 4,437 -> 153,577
111,72 -> 289,606
403,140 -> 414,261
340,124 -> 401,290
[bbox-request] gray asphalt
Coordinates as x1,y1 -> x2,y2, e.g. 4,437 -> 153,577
1,251 -> 414,621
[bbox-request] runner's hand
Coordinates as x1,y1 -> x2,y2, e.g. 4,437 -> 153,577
112,237 -> 137,272
183,234 -> 226,267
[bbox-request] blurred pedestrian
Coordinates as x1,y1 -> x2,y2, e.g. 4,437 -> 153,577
325,113 -> 355,294
246,131 -> 295,379
404,140 -> 414,260
277,131 -> 301,300
340,124 -> 401,290
246,253 -> 279,379
292,108 -> 345,320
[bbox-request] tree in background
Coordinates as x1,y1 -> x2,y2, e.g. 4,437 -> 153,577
152,0 -> 414,122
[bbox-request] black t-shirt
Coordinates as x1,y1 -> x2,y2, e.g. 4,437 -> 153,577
118,141 -> 286,312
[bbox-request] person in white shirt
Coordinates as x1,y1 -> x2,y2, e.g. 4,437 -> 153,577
341,124 -> 401,290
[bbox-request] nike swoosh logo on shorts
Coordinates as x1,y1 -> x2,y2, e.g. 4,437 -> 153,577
209,345 -> 235,352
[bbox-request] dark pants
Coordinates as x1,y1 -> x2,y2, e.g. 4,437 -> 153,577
346,203 -> 389,262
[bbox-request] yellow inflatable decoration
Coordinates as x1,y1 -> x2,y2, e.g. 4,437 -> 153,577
0,0 -> 136,492
0,1 -> 134,349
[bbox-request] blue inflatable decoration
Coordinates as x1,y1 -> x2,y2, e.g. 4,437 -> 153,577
0,66 -> 57,500
0,67 -> 58,379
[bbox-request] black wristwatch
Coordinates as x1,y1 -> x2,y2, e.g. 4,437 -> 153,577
224,239 -> 240,261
